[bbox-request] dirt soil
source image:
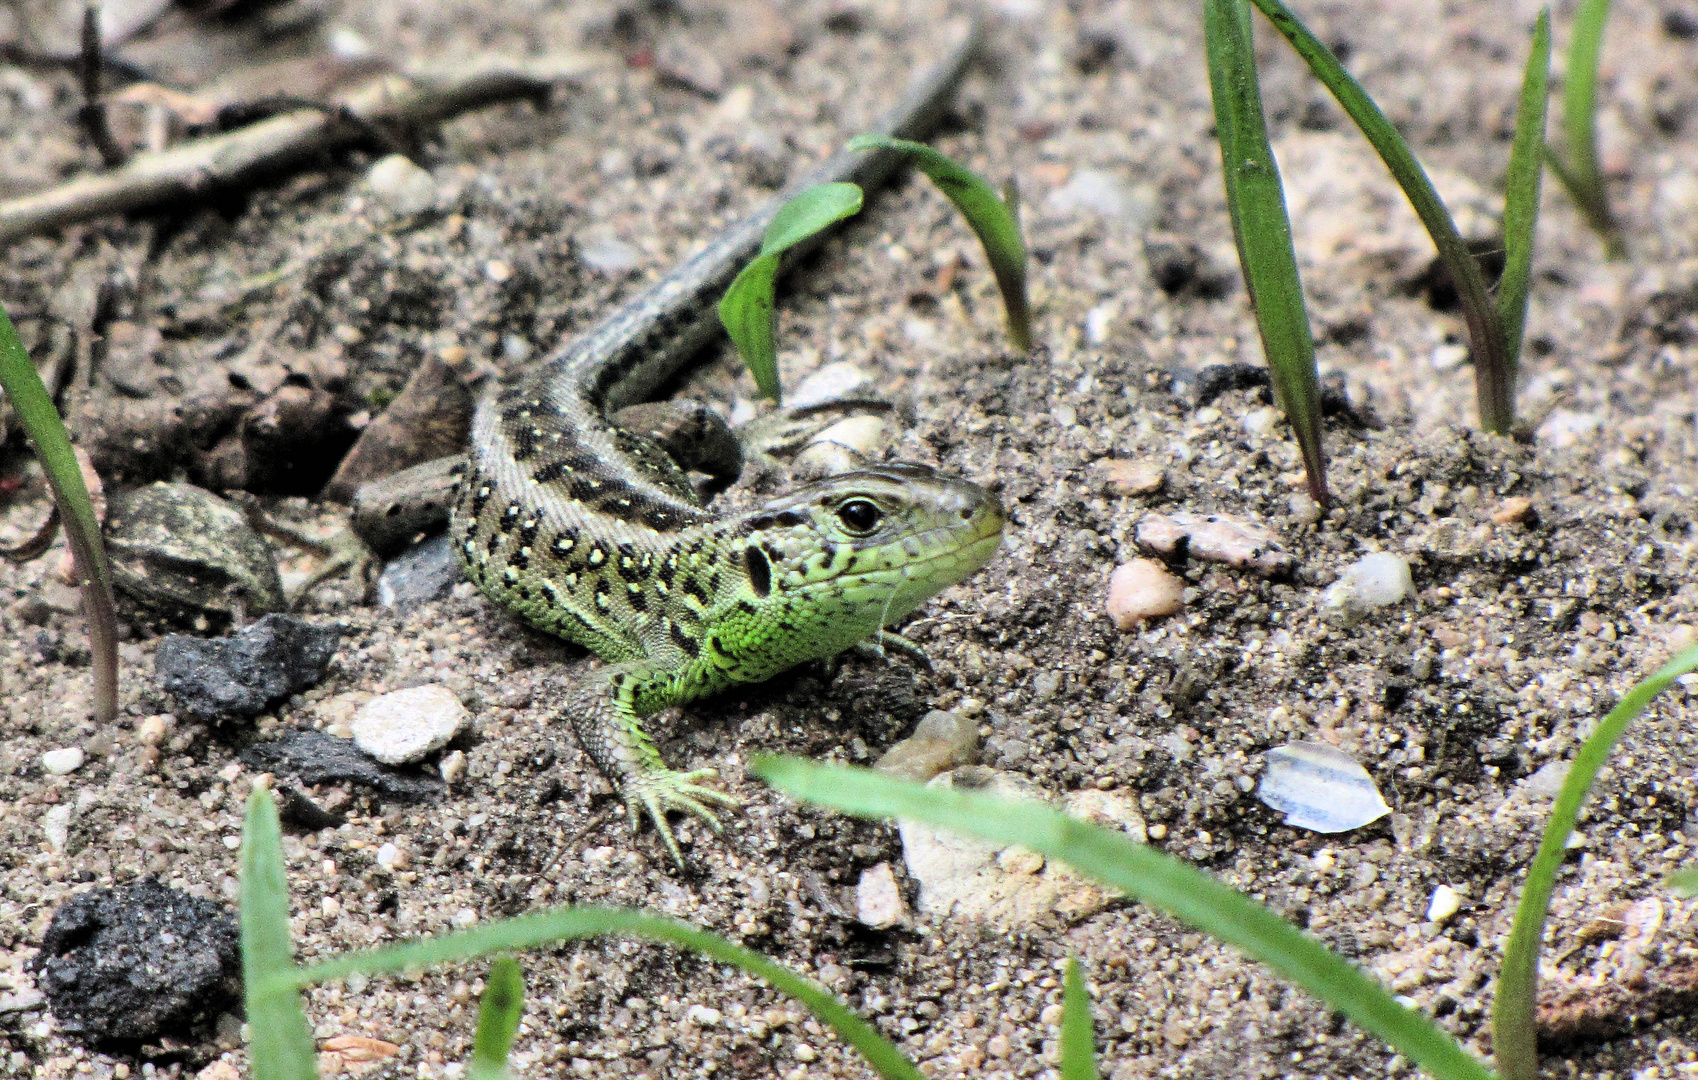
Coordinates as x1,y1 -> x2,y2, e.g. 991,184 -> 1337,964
5,0 -> 1698,1077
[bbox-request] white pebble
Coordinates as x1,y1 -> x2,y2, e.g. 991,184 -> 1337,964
41,747 -> 85,775
364,154 -> 438,216
451,908 -> 479,929
439,749 -> 468,784
352,685 -> 471,765
1241,406 -> 1280,437
1323,552 -> 1414,620
135,715 -> 171,746
375,842 -> 407,871
1106,559 -> 1185,629
789,363 -> 873,409
42,804 -> 73,853
856,862 -> 906,929
1426,884 -> 1463,923
686,1005 -> 722,1027
1430,344 -> 1469,371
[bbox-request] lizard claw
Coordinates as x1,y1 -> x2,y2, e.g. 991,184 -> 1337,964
625,767 -> 743,868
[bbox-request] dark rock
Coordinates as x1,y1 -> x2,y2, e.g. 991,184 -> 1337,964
29,877 -> 239,1046
154,614 -> 340,721
278,785 -> 348,829
377,532 -> 462,609
240,729 -> 443,801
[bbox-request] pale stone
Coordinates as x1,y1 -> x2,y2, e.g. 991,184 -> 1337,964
856,862 -> 906,929
352,685 -> 470,765
1426,884 -> 1463,923
41,747 -> 85,775
1136,512 -> 1294,576
364,154 -> 437,216
1106,559 -> 1184,629
1323,552 -> 1415,620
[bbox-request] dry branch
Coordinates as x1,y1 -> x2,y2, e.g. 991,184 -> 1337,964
0,55 -> 609,243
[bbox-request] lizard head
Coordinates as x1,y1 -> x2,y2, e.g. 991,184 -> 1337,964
736,463 -> 1005,644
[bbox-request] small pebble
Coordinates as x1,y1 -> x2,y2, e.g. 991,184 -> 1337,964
439,749 -> 468,784
1106,559 -> 1185,629
377,533 -> 462,610
1136,512 -> 1294,576
876,710 -> 978,783
789,363 -> 873,409
1430,344 -> 1470,371
1426,884 -> 1463,923
451,908 -> 478,929
364,154 -> 437,216
579,232 -> 642,276
1322,552 -> 1414,620
41,747 -> 85,775
1536,409 -> 1600,449
42,804 -> 73,853
352,685 -> 471,766
1097,459 -> 1165,496
1491,496 -> 1535,525
686,1004 -> 722,1027
374,843 -> 406,871
1241,406 -> 1280,437
856,862 -> 906,929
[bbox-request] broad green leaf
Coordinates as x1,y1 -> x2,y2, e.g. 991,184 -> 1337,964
718,182 -> 864,402
1492,644 -> 1698,1080
278,908 -> 923,1080
0,302 -> 117,721
242,788 -> 317,1080
467,957 -> 524,1080
845,134 -> 1032,352
1203,0 -> 1328,506
756,758 -> 1496,1080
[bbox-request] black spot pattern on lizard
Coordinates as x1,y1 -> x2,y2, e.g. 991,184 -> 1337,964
744,546 -> 771,597
626,585 -> 648,611
669,620 -> 701,657
551,528 -> 578,560
615,544 -> 644,583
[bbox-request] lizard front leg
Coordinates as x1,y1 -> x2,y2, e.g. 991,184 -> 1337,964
568,662 -> 742,867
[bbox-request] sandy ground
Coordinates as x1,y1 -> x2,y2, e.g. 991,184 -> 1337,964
4,0 -> 1698,1077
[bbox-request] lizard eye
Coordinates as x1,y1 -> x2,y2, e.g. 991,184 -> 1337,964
836,499 -> 882,535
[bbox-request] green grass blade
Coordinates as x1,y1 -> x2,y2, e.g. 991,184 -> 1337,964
845,134 -> 1032,353
1492,643 -> 1698,1080
756,757 -> 1497,1080
0,301 -> 118,722
1556,0 -> 1621,255
1498,10 -> 1551,379
1060,957 -> 1097,1080
1203,0 -> 1329,507
280,908 -> 922,1080
467,957 -> 524,1080
1245,0 -> 1515,433
242,788 -> 318,1080
718,182 -> 864,403
1668,866 -> 1698,897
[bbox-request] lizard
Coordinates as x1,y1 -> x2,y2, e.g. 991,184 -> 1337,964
438,18 -> 1004,866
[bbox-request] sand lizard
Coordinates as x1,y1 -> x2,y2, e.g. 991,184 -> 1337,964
446,21 -> 1003,865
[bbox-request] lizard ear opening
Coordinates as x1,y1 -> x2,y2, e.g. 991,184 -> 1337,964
745,545 -> 772,597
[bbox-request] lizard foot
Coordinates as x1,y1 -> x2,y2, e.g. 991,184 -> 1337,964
624,767 -> 743,868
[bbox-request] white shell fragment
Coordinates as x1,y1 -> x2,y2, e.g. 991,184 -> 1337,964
1258,742 -> 1391,833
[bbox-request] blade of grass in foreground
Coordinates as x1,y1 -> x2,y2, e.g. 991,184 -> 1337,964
241,789 -> 318,1080
1203,0 -> 1329,507
1060,957 -> 1098,1080
719,181 -> 864,402
1244,0 -> 1516,434
845,134 -> 1032,353
1554,0 -> 1622,256
467,957 -> 524,1080
278,907 -> 923,1080
1497,10 -> 1551,382
1491,643 -> 1698,1080
756,757 -> 1496,1080
1668,866 -> 1698,896
0,301 -> 118,722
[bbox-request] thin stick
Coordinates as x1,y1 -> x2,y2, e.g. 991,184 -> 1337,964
0,57 -> 605,243
77,5 -> 128,168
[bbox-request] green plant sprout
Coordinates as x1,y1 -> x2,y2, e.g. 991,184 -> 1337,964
1203,0 -> 1329,508
1060,956 -> 1098,1080
1491,642 -> 1698,1080
467,958 -> 524,1080
1546,0 -> 1623,257
1231,0 -> 1551,438
719,181 -> 864,403
238,785 -> 927,1080
761,641 -> 1698,1080
0,301 -> 118,723
845,134 -> 1032,353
